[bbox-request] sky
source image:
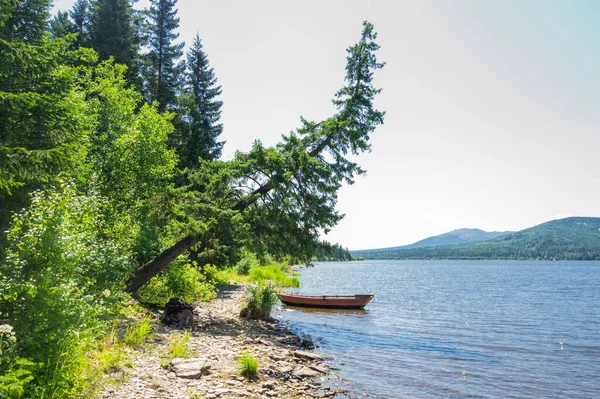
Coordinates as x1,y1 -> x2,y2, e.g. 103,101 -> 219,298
52,0 -> 600,250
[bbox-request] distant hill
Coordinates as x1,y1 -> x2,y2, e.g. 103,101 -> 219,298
354,228 -> 511,253
353,217 -> 600,260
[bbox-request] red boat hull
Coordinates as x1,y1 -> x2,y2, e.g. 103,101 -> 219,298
278,293 -> 374,309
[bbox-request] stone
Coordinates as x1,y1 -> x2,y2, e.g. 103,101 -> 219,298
293,350 -> 323,361
301,335 -> 314,350
170,358 -> 211,379
161,298 -> 195,328
292,366 -> 323,378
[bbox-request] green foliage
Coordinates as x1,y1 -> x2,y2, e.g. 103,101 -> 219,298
0,37 -> 96,237
236,350 -> 258,378
0,0 -> 52,43
235,250 -> 259,275
168,331 -> 192,359
175,32 -> 224,165
240,285 -> 278,320
248,265 -> 300,288
138,259 -> 217,305
88,0 -> 140,87
0,185 -> 132,397
313,240 -> 353,261
141,0 -> 184,112
123,316 -> 154,348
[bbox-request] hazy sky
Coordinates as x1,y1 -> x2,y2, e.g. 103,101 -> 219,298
53,0 -> 600,250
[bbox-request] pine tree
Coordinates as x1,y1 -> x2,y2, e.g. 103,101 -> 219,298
0,0 -> 52,43
89,0 -> 139,88
142,0 -> 184,113
178,33 -> 224,166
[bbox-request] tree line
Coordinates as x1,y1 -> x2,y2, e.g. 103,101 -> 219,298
0,1 -> 384,396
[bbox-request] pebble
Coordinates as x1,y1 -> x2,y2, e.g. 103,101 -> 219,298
99,285 -> 333,399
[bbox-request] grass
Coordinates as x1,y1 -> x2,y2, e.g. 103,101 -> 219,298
123,316 -> 154,348
217,262 -> 300,288
167,330 -> 193,360
236,350 -> 259,378
240,284 -> 278,320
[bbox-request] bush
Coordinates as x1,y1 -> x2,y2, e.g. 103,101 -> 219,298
235,250 -> 259,275
0,186 -> 132,397
240,285 -> 278,320
138,259 -> 217,305
236,350 -> 258,378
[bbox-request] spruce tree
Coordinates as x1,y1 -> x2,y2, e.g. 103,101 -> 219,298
142,0 -> 184,113
0,0 -> 52,43
178,33 -> 224,166
89,0 -> 139,88
70,0 -> 90,47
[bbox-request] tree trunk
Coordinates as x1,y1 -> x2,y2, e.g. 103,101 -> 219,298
124,235 -> 201,293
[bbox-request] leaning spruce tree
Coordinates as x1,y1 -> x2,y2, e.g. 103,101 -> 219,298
178,32 -> 225,166
125,21 -> 385,293
142,0 -> 184,113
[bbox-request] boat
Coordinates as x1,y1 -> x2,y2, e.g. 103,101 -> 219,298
278,293 -> 374,309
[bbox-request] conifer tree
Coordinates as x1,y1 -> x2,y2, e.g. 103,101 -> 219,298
142,0 -> 184,113
89,0 -> 139,88
49,10 -> 73,38
70,0 -> 90,47
0,0 -> 52,43
177,33 -> 224,166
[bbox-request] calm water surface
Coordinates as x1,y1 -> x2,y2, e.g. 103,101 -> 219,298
274,260 -> 600,398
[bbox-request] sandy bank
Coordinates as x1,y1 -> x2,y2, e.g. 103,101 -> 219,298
100,285 -> 345,399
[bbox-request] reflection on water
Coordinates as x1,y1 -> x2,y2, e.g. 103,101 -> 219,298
281,305 -> 369,315
275,260 -> 600,399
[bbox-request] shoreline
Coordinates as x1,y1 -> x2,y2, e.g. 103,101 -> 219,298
101,284 -> 346,399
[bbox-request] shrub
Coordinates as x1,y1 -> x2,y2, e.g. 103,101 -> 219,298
240,285 -> 278,320
138,259 -> 217,305
0,186 -> 132,397
235,250 -> 259,275
236,350 -> 258,378
123,316 -> 154,348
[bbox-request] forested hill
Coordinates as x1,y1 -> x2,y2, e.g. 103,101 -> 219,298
355,228 -> 511,253
354,217 -> 600,260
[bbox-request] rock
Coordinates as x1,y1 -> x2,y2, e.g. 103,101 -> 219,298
161,298 -> 195,329
262,382 -> 275,390
214,388 -> 250,397
269,352 -> 288,361
308,364 -> 328,374
292,366 -> 323,378
265,391 -> 278,397
170,358 -> 211,379
301,335 -> 314,350
293,350 -> 323,361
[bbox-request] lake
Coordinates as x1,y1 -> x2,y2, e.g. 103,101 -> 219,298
274,260 -> 600,398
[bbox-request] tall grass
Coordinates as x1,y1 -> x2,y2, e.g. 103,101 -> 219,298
168,331 -> 193,359
123,316 -> 154,348
240,285 -> 278,320
236,350 -> 259,378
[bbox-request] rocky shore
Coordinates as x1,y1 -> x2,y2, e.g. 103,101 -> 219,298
101,285 -> 346,399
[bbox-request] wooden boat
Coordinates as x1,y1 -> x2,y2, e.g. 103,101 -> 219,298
278,293 -> 374,309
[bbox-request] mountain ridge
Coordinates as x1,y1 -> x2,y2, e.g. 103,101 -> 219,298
352,217 -> 600,260
354,228 -> 512,253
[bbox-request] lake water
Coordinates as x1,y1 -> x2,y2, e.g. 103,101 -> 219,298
274,260 -> 600,398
